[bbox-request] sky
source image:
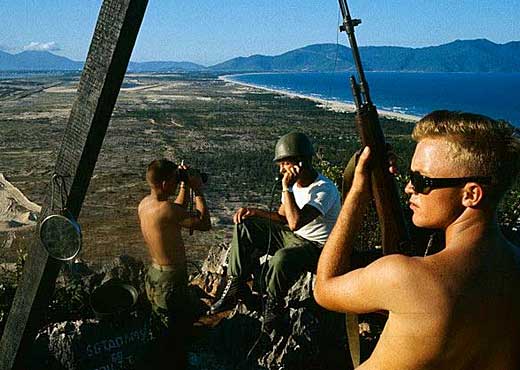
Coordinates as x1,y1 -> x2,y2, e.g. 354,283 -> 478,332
0,0 -> 519,66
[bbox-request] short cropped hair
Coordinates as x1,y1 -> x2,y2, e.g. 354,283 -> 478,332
412,110 -> 520,200
146,159 -> 178,186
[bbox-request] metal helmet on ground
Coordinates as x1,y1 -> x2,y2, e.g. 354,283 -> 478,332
273,132 -> 315,162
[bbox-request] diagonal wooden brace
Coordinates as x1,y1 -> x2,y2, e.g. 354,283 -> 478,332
0,0 -> 148,368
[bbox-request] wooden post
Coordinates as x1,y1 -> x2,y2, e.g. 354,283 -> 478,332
0,0 -> 148,368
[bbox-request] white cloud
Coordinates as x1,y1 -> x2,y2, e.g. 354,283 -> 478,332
23,41 -> 61,52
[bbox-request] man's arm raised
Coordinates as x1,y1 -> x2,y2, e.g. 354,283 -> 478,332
232,165 -> 323,227
279,163 -> 322,231
281,191 -> 322,231
177,173 -> 211,231
174,163 -> 189,208
315,147 -> 408,313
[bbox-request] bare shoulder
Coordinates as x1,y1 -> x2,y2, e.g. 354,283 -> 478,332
362,254 -> 436,311
138,194 -> 150,208
315,253 -> 429,313
366,253 -> 436,292
138,197 -> 183,222
158,201 -> 184,219
137,196 -> 150,219
364,253 -> 425,285
152,201 -> 194,227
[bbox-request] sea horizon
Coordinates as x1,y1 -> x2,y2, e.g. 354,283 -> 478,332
3,69 -> 519,127
224,71 -> 520,127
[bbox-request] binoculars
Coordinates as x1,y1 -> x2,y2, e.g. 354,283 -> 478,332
177,168 -> 208,183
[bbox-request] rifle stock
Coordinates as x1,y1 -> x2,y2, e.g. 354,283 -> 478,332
339,0 -> 409,254
356,105 -> 409,253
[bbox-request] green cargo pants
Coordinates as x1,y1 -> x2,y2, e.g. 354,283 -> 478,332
144,265 -> 192,330
144,265 -> 194,369
227,216 -> 322,301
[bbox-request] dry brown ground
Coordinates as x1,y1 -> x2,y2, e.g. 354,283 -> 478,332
0,72 -> 414,274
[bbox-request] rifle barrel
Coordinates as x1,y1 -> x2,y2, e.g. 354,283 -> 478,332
349,76 -> 362,109
338,0 -> 372,106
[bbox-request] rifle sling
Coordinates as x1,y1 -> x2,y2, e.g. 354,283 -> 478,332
346,313 -> 361,368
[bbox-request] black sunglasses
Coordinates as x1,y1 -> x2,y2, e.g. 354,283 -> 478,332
408,171 -> 492,195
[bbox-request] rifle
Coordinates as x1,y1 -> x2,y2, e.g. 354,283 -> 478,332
337,1 -> 411,366
338,0 -> 410,255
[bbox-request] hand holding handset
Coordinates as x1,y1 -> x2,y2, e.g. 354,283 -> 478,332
291,161 -> 303,177
280,161 -> 303,190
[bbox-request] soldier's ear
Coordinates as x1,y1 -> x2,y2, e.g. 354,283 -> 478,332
462,183 -> 484,208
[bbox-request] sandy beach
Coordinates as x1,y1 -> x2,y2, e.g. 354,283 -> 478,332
219,74 -> 420,123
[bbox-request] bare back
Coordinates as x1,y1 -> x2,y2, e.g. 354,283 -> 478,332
361,239 -> 520,370
138,195 -> 187,269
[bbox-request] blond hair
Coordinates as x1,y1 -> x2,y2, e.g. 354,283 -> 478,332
412,110 -> 520,199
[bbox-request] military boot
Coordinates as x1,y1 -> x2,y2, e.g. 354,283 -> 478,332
209,276 -> 251,314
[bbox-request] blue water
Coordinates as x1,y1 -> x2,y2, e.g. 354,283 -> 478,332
229,72 -> 520,127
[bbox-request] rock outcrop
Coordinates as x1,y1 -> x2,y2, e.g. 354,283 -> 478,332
28,247 -> 359,370
30,256 -> 153,370
192,244 -> 351,370
0,173 -> 41,232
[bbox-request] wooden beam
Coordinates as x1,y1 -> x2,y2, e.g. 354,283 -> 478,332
0,0 -> 148,368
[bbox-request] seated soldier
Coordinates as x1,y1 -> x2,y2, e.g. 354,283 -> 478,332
315,110 -> 520,369
210,132 -> 341,332
138,159 -> 211,369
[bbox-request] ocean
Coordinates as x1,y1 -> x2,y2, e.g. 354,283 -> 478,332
227,72 -> 520,127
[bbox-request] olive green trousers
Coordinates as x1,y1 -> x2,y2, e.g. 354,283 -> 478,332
145,265 -> 191,330
227,216 -> 322,301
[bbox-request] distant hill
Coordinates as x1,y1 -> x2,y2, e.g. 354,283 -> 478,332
0,51 -> 83,71
1,39 -> 519,73
127,61 -> 206,72
0,51 -> 206,72
210,44 -> 351,72
209,39 -> 520,73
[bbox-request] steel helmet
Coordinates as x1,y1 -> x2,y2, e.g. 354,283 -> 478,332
273,132 -> 315,162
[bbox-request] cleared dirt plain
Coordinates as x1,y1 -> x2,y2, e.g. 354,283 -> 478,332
0,72 -> 415,272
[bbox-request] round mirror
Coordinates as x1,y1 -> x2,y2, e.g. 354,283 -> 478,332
39,214 -> 82,261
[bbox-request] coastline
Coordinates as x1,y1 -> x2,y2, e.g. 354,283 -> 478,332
219,74 -> 420,123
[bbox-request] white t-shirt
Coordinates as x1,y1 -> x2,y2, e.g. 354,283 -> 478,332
282,173 -> 341,245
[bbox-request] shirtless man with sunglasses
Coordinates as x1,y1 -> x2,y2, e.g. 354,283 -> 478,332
315,110 -> 520,369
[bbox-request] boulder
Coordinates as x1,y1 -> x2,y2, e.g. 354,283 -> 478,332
29,255 -> 215,370
0,173 -> 41,232
25,247 -> 358,370
29,312 -> 154,370
190,243 -> 229,297
29,256 -> 153,369
193,244 -> 350,370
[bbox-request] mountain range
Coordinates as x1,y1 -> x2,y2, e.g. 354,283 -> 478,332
1,39 -> 519,73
